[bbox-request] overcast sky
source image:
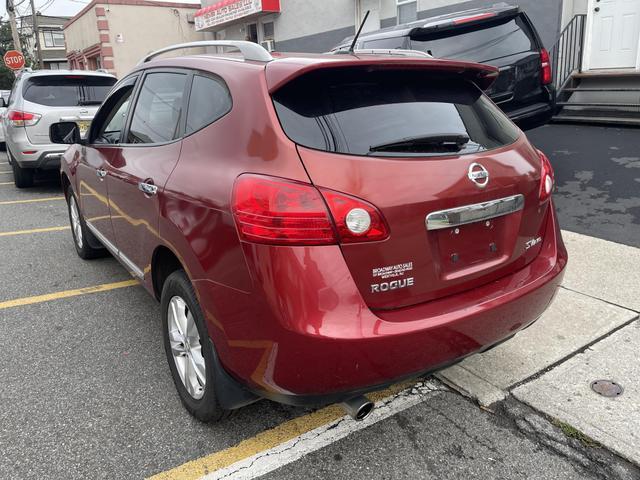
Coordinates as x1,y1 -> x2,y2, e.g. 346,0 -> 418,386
0,0 -> 199,21
0,0 -> 86,21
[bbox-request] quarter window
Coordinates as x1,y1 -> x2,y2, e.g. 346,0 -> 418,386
91,75 -> 138,145
185,74 -> 232,135
127,72 -> 188,144
95,90 -> 134,144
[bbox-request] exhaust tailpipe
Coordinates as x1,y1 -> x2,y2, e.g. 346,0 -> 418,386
341,396 -> 374,421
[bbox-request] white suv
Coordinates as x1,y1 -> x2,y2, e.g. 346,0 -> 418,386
4,69 -> 116,188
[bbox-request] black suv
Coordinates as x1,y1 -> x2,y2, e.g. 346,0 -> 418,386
334,4 -> 554,130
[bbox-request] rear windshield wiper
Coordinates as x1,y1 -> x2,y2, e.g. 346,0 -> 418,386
78,100 -> 103,106
369,133 -> 470,154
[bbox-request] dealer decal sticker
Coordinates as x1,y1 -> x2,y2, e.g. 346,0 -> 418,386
371,262 -> 414,293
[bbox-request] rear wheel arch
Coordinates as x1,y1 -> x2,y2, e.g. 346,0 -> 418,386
61,172 -> 71,199
151,245 -> 186,301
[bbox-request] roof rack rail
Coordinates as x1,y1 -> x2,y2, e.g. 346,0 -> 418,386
139,40 -> 274,64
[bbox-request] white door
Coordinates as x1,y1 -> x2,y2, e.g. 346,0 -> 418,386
356,0 -> 381,33
586,0 -> 640,69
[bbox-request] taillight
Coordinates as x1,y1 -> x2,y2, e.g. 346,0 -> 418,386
537,149 -> 554,202
7,110 -> 41,127
231,174 -> 389,245
320,188 -> 388,243
540,48 -> 552,85
232,175 -> 336,245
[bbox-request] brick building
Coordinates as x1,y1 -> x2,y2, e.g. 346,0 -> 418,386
64,0 -> 204,77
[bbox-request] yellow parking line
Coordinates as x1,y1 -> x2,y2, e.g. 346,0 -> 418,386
0,226 -> 70,237
148,381 -> 413,480
0,196 -> 65,205
0,279 -> 139,310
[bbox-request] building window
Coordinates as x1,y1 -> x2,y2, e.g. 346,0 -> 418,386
397,0 -> 417,25
262,21 -> 274,40
43,30 -> 65,48
48,61 -> 68,70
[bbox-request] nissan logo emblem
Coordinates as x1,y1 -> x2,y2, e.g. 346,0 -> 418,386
468,163 -> 489,188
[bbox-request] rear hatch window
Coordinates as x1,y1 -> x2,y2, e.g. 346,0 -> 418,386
409,16 -> 535,62
272,68 -> 519,158
23,75 -> 116,107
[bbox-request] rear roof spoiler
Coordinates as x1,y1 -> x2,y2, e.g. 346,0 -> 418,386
409,5 -> 520,37
266,57 -> 499,93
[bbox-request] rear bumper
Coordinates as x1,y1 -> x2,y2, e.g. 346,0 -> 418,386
508,102 -> 554,129
10,147 -> 65,169
504,86 -> 556,130
196,204 -> 567,405
6,127 -> 66,169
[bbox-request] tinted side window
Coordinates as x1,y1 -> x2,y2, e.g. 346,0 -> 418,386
410,16 -> 535,62
185,74 -> 232,135
127,72 -> 188,144
22,75 -> 116,107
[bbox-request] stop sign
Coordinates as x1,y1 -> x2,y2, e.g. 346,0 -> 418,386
3,50 -> 25,70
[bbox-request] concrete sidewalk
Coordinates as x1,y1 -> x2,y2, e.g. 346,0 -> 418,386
438,230 -> 640,465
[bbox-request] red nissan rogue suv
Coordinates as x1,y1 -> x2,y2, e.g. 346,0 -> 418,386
51,41 -> 567,422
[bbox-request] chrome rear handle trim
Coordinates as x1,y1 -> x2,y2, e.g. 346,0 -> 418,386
426,194 -> 525,231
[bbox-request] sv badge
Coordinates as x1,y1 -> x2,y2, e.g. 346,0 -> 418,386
525,237 -> 542,250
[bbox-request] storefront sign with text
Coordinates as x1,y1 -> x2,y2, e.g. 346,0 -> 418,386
195,0 -> 280,31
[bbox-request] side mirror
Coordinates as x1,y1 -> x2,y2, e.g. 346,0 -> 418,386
50,122 -> 83,145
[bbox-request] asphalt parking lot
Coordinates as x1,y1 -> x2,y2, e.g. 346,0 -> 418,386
1,123 -> 638,480
527,123 -> 640,247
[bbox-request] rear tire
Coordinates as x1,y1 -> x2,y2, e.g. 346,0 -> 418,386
67,190 -> 105,259
161,270 -> 229,422
12,161 -> 34,188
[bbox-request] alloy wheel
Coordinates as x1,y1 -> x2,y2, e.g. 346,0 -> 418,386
69,196 -> 83,249
167,296 -> 206,400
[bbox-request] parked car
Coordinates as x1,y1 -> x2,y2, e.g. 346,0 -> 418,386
4,70 -> 117,187
333,4 -> 555,130
51,41 -> 567,422
0,91 -> 9,150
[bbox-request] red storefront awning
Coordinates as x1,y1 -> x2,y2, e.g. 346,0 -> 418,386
195,0 -> 280,31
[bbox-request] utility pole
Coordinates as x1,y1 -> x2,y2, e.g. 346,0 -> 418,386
29,0 -> 43,69
6,0 -> 22,51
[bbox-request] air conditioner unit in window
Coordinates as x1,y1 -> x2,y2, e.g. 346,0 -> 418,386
261,39 -> 275,52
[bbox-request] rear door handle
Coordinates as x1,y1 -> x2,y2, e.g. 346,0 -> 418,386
96,168 -> 107,179
138,182 -> 158,196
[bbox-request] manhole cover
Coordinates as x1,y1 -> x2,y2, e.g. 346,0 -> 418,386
590,380 -> 623,398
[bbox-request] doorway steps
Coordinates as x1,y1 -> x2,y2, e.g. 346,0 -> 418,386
553,72 -> 640,126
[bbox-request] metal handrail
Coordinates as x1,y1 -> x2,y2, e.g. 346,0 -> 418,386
550,15 -> 587,92
139,40 -> 274,64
